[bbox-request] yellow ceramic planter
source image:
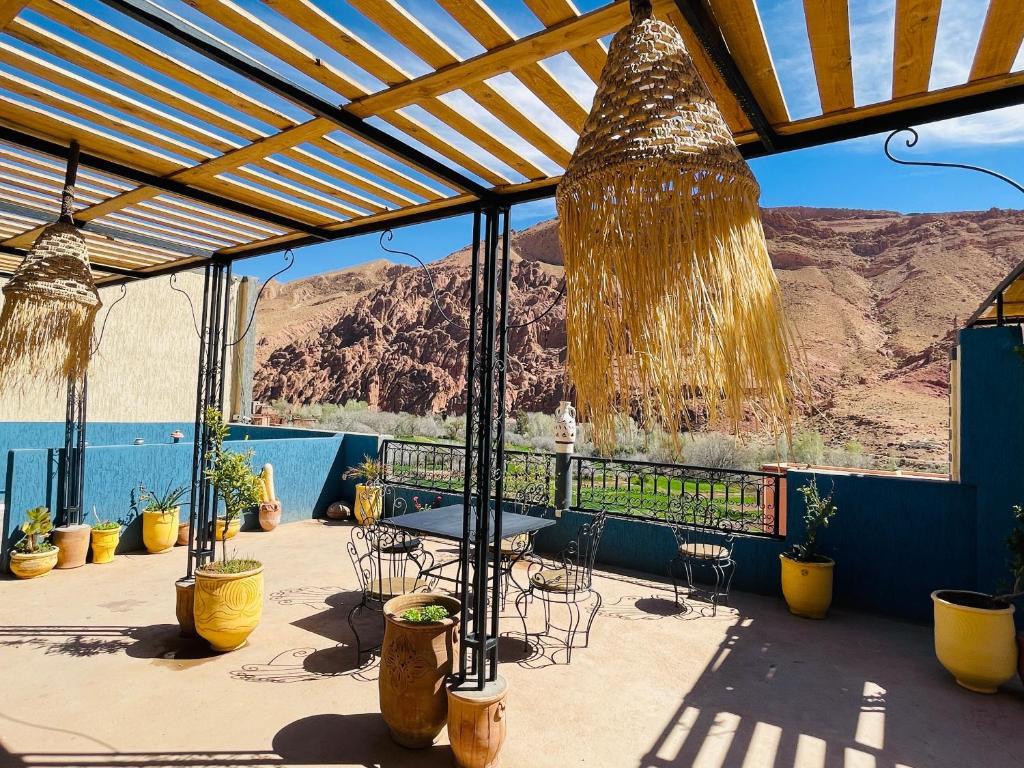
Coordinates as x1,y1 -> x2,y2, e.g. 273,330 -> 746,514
10,548 -> 59,579
353,484 -> 382,526
780,554 -> 834,619
932,590 -> 1017,693
214,517 -> 242,541
90,527 -> 120,564
142,508 -> 180,553
194,564 -> 264,652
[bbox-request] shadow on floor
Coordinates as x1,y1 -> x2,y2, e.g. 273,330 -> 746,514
0,624 -> 218,663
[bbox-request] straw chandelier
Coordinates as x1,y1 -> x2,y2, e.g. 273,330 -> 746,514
556,0 -> 795,453
0,142 -> 101,391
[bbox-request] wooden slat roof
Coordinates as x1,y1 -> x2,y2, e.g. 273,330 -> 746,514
0,0 -> 1021,284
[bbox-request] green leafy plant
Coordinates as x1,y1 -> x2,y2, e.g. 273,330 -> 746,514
342,455 -> 384,487
996,505 -> 1024,602
141,482 -> 188,513
90,506 -> 120,531
203,407 -> 262,566
784,479 -> 837,563
16,507 -> 55,553
199,557 -> 261,575
400,605 -> 450,623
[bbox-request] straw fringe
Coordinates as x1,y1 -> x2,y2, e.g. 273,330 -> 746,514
0,296 -> 98,390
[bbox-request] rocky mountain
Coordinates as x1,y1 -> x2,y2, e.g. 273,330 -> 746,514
254,207 -> 1024,464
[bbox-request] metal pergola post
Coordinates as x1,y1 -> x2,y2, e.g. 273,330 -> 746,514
58,374 -> 87,527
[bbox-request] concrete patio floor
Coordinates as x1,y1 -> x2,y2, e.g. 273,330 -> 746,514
1,519 -> 1021,768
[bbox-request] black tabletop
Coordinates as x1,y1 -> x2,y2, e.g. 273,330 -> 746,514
386,504 -> 555,540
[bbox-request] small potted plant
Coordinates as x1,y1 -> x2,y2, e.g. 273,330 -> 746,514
379,593 -> 461,748
780,478 -> 837,619
342,455 -> 384,525
9,507 -> 58,578
193,407 -> 264,652
90,507 -> 121,564
141,482 -> 188,554
932,505 -> 1024,693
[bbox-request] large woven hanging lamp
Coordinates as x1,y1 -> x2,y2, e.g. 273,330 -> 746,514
556,0 -> 794,453
0,141 -> 101,391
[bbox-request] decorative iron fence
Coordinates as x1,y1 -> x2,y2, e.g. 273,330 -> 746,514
572,456 -> 783,537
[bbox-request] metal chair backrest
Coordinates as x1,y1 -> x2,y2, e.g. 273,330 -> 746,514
667,493 -> 740,555
557,510 -> 608,591
346,519 -> 423,601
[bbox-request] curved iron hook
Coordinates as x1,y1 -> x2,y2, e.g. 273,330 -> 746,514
884,128 -> 1024,195
509,278 -> 565,329
169,272 -> 202,340
90,283 -> 127,354
379,229 -> 469,329
226,248 -> 295,347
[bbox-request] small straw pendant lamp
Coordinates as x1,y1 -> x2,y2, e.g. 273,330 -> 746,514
0,141 -> 101,391
556,0 -> 794,453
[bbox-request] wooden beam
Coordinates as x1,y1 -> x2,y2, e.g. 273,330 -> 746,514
0,0 -> 27,30
802,0 -> 854,113
708,0 -> 790,123
893,0 -> 941,98
521,0 -> 608,83
970,0 -> 1024,81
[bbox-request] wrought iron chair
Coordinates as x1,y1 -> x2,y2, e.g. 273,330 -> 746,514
346,519 -> 433,661
491,478 -> 555,607
515,510 -> 608,663
666,493 -> 740,615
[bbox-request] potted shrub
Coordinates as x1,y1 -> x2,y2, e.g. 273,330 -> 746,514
932,505 -> 1024,693
780,478 -> 837,619
9,507 -> 59,579
141,483 -> 188,554
380,593 -> 461,747
193,407 -> 264,652
343,455 -> 384,525
90,508 -> 121,564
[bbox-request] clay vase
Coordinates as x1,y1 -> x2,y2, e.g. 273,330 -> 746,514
325,501 -> 350,520
259,501 -> 282,532
447,675 -> 509,768
176,522 -> 190,546
53,524 -> 91,569
176,577 -> 197,638
380,593 -> 461,748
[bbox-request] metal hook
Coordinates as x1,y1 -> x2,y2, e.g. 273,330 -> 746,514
226,248 -> 295,347
884,128 -> 1024,195
379,229 -> 469,329
170,272 -> 202,340
90,283 -> 127,355
509,279 -> 565,329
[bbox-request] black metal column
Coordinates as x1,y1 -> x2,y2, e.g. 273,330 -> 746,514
456,205 -> 512,689
58,375 -> 87,527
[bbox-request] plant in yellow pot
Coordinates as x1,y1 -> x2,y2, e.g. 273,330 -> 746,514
932,505 -> 1023,693
342,455 -> 384,525
780,479 -> 837,619
194,407 -> 264,652
90,508 -> 121,564
141,483 -> 187,554
9,506 -> 58,579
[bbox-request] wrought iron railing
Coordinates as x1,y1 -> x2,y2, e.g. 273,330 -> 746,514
572,456 -> 783,537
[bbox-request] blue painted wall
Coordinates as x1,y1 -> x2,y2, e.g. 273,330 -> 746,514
0,421 -> 194,470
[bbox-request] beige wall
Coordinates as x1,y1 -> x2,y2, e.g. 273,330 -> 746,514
0,270 -> 250,422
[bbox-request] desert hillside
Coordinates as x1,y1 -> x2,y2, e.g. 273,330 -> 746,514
254,207 -> 1024,464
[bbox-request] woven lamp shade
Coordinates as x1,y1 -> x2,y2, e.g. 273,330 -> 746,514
556,0 -> 794,453
0,210 -> 101,391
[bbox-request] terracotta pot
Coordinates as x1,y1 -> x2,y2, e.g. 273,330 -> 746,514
259,501 -> 282,532
176,577 -> 197,638
9,548 -> 59,579
380,593 -> 461,748
143,508 -> 180,553
54,524 -> 91,569
90,527 -> 121,564
194,564 -> 263,652
325,501 -> 350,520
176,522 -> 190,546
447,675 -> 509,768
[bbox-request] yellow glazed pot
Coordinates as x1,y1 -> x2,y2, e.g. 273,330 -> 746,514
932,590 -> 1017,693
780,554 -> 834,619
214,517 -> 242,541
353,484 -> 382,526
10,548 -> 59,579
142,508 -> 180,554
90,527 -> 120,564
194,563 -> 264,652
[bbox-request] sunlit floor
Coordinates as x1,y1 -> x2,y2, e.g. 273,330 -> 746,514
1,519 -> 1021,768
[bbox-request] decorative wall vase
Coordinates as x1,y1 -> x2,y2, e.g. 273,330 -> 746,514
259,501 -> 282,532
379,593 -> 461,748
90,527 -> 120,564
447,674 -> 509,768
932,590 -> 1016,693
9,548 -> 59,579
354,485 -> 382,526
54,524 -> 91,568
142,508 -> 179,553
194,564 -> 263,652
553,400 -> 577,452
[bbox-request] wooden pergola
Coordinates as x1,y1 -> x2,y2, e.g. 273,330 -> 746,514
0,0 -> 1021,284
